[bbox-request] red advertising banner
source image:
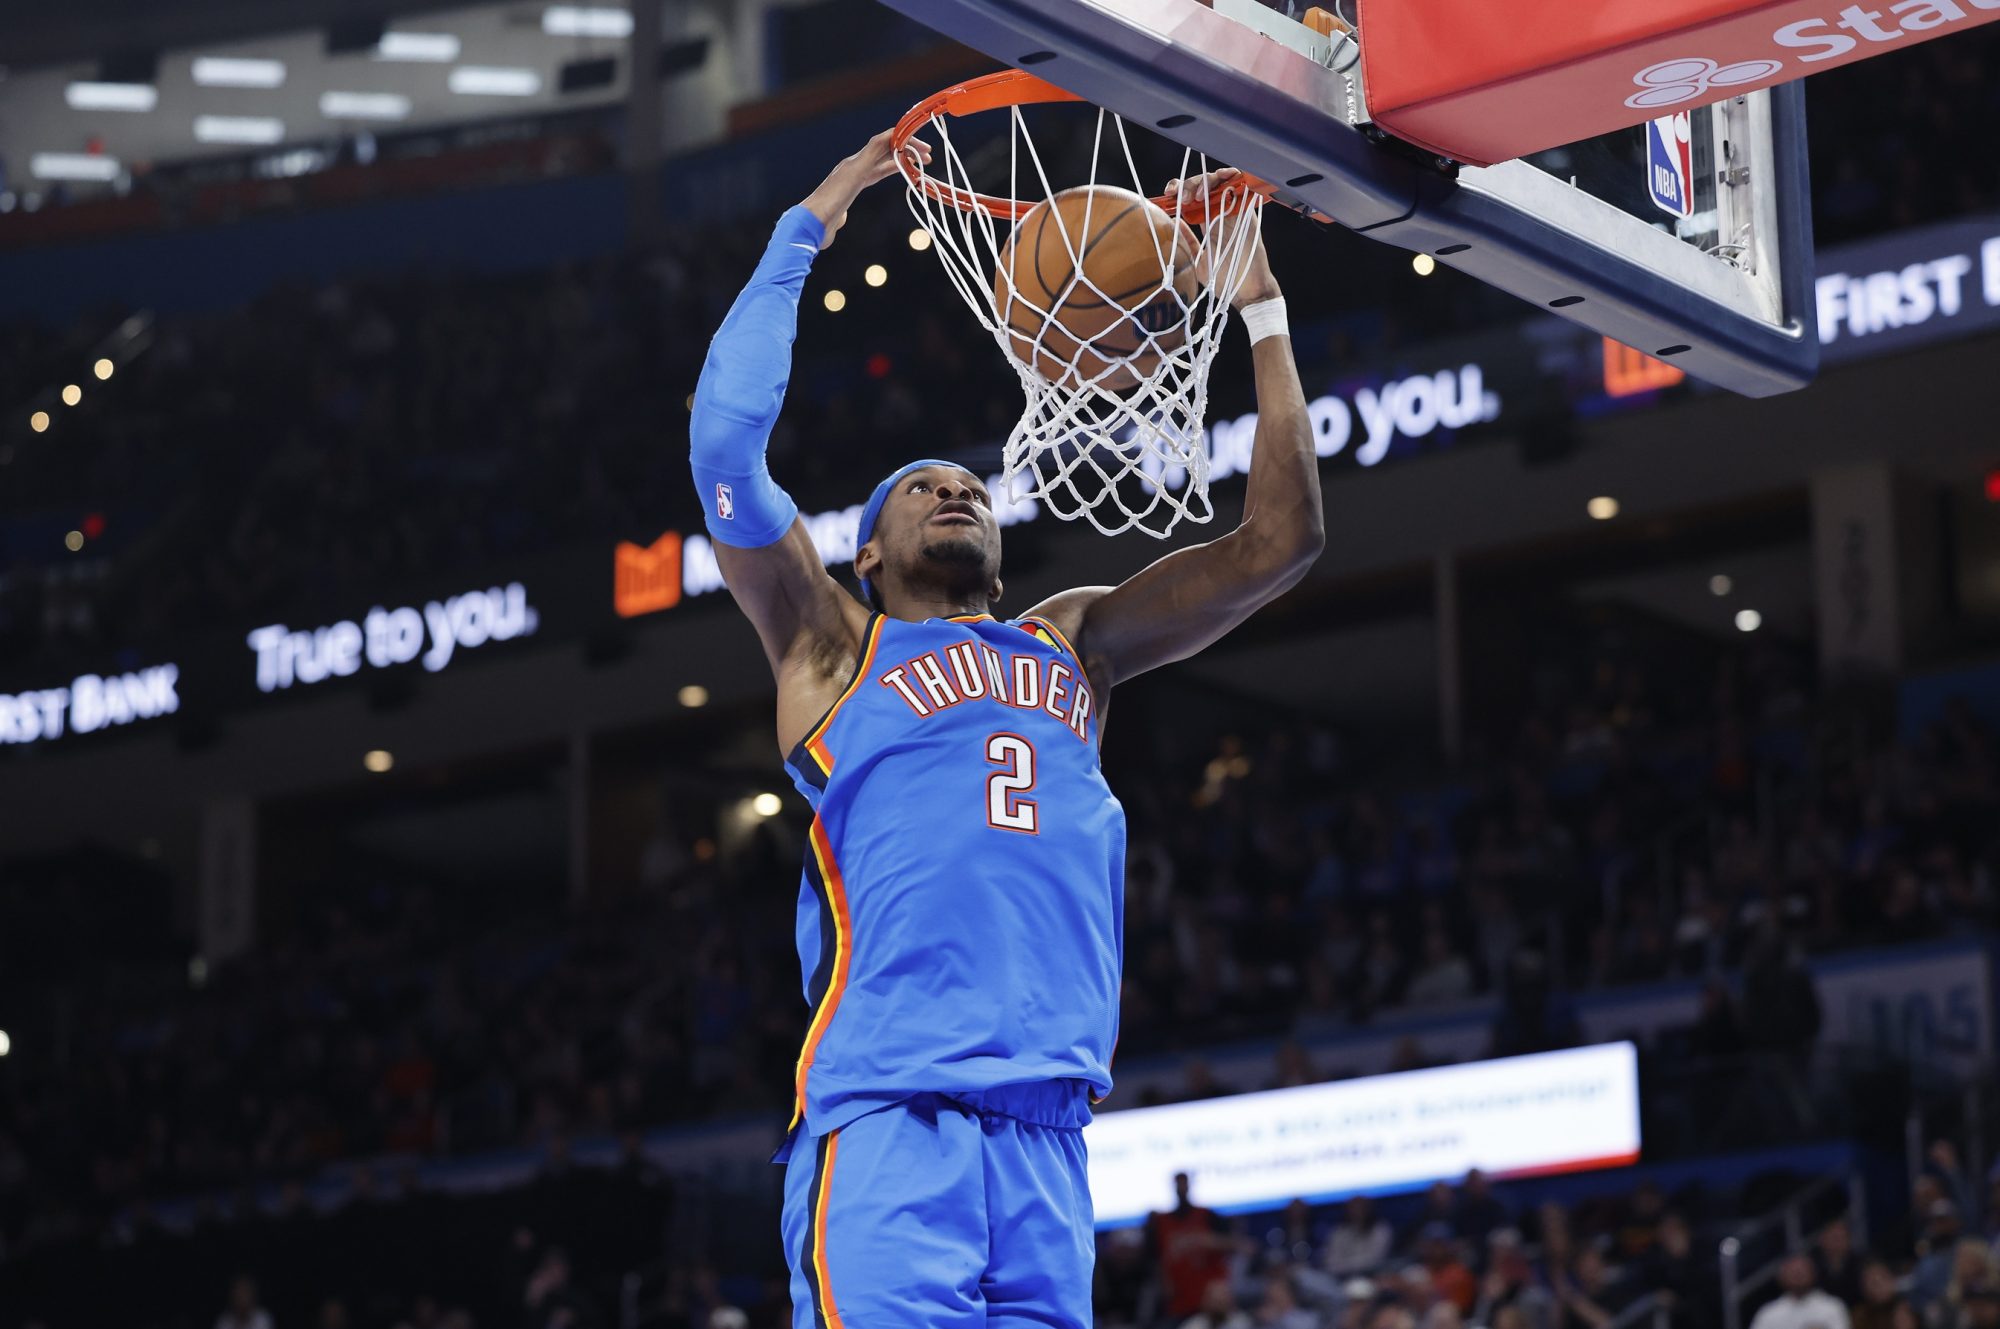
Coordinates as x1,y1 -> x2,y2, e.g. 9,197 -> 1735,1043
1358,0 -> 2000,166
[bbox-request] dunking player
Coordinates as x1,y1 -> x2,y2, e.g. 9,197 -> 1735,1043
688,129 -> 1324,1328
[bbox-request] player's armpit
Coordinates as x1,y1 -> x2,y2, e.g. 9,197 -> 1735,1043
1046,522 -> 1320,688
714,519 -> 868,681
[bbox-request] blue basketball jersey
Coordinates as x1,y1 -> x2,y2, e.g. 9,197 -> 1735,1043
780,612 -> 1126,1137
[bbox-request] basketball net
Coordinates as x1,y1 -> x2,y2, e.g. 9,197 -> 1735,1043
898,74 -> 1268,539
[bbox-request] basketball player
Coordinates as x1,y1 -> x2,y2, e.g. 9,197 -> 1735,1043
689,129 -> 1323,1328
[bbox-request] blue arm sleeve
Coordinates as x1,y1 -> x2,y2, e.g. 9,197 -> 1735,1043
688,205 -> 824,548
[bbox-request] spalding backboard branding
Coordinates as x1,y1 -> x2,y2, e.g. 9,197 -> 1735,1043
1360,0 -> 2000,167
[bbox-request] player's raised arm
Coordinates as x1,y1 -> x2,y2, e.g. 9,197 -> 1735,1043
1030,179 -> 1325,688
688,130 -> 926,686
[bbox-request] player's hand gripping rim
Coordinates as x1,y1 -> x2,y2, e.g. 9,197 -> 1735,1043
804,129 -> 933,251
1163,166 -> 1280,308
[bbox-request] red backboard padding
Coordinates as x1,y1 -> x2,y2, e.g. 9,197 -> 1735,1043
1358,0 -> 2000,166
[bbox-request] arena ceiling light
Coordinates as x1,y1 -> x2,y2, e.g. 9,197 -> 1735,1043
64,81 -> 158,112
191,56 -> 286,88
320,91 -> 412,120
195,115 -> 285,145
375,31 -> 460,62
31,153 -> 120,181
448,66 -> 542,96
543,7 -> 635,39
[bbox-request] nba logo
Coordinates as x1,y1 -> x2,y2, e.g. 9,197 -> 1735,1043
716,482 -> 735,521
1646,112 -> 1694,219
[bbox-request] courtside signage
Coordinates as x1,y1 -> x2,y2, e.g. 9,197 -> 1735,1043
1815,217 -> 2000,362
623,364 -> 1503,617
0,664 -> 181,745
1082,1041 -> 1640,1228
247,583 -> 539,692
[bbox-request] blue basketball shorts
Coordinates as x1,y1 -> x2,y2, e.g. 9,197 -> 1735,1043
778,1081 -> 1096,1329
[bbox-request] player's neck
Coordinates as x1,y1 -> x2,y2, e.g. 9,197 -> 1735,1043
880,591 -> 993,622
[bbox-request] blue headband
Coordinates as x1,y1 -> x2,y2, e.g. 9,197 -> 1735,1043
855,458 -> 961,605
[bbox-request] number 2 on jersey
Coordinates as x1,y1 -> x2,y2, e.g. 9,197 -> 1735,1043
985,732 -> 1039,834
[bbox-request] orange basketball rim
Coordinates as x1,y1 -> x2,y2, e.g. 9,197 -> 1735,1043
892,69 -> 1277,226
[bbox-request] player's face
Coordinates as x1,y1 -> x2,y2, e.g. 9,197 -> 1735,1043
871,465 -> 1003,604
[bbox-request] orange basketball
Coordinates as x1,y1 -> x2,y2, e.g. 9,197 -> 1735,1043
993,185 -> 1200,392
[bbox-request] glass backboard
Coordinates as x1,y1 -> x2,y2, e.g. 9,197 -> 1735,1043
873,0 -> 1819,396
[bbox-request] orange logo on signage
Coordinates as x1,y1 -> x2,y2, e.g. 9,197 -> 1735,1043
1602,337 -> 1686,398
614,531 -> 683,618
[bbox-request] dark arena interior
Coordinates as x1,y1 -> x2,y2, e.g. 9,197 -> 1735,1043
2,1 -> 2000,1327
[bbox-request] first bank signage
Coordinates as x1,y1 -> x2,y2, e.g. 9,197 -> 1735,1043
0,583 -> 541,749
1816,216 -> 2000,363
0,665 -> 182,746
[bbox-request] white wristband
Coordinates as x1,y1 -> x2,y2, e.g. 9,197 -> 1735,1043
1239,296 -> 1289,345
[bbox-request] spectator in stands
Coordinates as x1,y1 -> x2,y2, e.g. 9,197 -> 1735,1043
1417,1224 -> 1478,1313
1272,1040 -> 1321,1090
1915,1206 -> 1969,1307
1476,1229 -> 1555,1329
1852,1259 -> 1914,1329
1260,1199 -> 1325,1270
1413,1182 -> 1461,1244
1928,1241 -> 2000,1329
1182,1277 -> 1254,1329
216,1276 -> 275,1329
1096,1227 -> 1156,1329
1255,1270 -> 1321,1329
1815,1218 -> 1865,1306
1902,1178 -> 1952,1265
1924,1142 -> 1978,1221
1616,1182 -> 1667,1259
1328,1195 -> 1395,1277
1741,927 -> 1823,1060
1739,924 -> 1825,1133
1554,1248 -> 1633,1329
1152,1172 -> 1238,1324
524,1246 -> 598,1329
1961,1295 -> 2000,1329
1640,1212 -> 1711,1329
1676,978 -> 1751,1135
1456,1170 -> 1511,1245
1406,926 -> 1476,1006
1749,1254 -> 1852,1329
1353,910 -> 1409,1015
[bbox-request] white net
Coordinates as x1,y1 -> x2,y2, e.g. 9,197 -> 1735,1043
902,95 -> 1266,538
